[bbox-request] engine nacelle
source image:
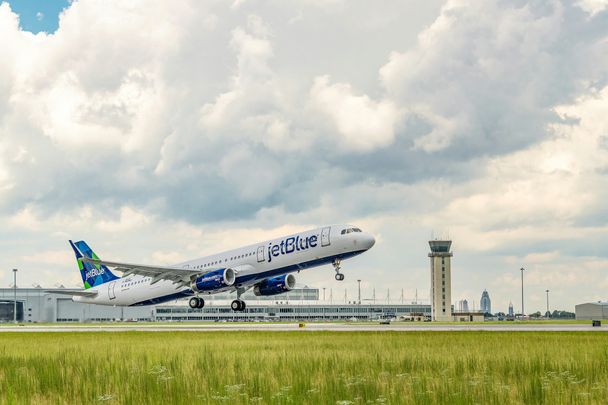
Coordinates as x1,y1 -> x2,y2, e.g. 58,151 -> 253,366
253,274 -> 296,296
191,268 -> 236,292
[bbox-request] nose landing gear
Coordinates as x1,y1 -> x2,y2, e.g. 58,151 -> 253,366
333,258 -> 344,281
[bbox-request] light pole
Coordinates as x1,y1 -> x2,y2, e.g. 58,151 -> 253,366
546,289 -> 550,318
520,267 -> 525,319
357,280 -> 361,304
12,269 -> 17,323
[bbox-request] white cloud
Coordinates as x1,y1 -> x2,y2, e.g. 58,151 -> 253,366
21,249 -> 71,266
379,0 -> 605,154
96,206 -> 151,232
310,75 -> 402,151
577,0 -> 608,15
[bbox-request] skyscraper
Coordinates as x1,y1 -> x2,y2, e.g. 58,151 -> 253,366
429,240 -> 453,321
508,301 -> 514,317
480,290 -> 491,314
457,299 -> 469,312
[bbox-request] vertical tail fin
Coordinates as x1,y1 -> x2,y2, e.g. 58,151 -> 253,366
69,240 -> 119,289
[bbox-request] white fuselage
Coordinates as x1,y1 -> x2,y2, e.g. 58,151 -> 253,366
73,224 -> 375,306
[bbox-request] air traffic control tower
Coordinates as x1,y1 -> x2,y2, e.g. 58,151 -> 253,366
429,240 -> 453,321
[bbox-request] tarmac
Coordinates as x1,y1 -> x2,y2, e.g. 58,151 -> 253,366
0,322 -> 606,332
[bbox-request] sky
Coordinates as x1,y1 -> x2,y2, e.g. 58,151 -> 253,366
4,0 -> 70,33
1,0 -> 608,313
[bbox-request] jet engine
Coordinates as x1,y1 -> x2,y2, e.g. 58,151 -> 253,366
253,274 -> 296,296
191,268 -> 236,292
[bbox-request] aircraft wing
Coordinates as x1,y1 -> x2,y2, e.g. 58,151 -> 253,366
80,257 -> 212,287
45,289 -> 99,297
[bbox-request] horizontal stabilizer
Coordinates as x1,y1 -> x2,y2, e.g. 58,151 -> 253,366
45,289 -> 99,297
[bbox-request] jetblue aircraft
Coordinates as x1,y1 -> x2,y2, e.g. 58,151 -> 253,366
59,225 -> 375,311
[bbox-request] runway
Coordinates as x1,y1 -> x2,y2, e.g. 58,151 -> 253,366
0,322 -> 606,332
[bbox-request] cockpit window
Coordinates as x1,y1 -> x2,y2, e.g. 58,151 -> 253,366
341,227 -> 362,234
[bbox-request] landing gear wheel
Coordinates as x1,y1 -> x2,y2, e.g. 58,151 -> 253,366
333,258 -> 344,281
189,297 -> 202,309
231,299 -> 245,311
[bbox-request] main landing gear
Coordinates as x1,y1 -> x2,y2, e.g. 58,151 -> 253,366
231,299 -> 246,311
231,287 -> 247,312
333,258 -> 344,281
189,296 -> 205,309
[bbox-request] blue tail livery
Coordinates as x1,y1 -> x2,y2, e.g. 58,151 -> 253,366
69,240 -> 119,289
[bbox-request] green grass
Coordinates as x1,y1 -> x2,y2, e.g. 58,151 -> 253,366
0,331 -> 607,404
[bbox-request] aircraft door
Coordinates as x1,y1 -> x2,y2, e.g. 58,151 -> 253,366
321,227 -> 331,247
257,246 -> 265,262
108,281 -> 116,300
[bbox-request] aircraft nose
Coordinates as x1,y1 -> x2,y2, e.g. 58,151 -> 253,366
362,233 -> 376,250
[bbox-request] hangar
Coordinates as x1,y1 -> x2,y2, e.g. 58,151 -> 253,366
575,302 -> 608,320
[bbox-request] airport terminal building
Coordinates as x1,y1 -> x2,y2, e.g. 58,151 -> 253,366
0,287 -> 431,323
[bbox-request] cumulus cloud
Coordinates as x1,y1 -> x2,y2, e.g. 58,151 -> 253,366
577,0 -> 608,15
380,0 -> 608,154
310,75 -> 402,151
1,0 -> 608,311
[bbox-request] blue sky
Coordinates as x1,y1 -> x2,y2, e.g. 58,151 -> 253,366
0,0 -> 608,313
4,0 -> 70,33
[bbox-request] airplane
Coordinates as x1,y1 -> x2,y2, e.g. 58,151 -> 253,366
57,224 -> 375,311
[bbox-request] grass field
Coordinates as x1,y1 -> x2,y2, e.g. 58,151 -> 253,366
0,331 -> 607,404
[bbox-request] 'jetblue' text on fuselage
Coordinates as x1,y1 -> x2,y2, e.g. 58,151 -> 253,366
267,235 -> 318,262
